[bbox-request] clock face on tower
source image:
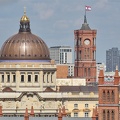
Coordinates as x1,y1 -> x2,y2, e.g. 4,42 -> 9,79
84,39 -> 90,45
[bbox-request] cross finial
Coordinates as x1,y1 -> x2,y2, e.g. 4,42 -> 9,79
24,7 -> 26,15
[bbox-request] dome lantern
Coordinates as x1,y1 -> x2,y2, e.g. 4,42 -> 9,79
19,7 -> 31,32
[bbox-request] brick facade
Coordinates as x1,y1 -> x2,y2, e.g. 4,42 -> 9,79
98,68 -> 119,120
56,65 -> 68,78
74,29 -> 97,83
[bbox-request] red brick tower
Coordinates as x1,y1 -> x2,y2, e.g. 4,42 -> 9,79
98,67 -> 119,120
74,15 -> 97,83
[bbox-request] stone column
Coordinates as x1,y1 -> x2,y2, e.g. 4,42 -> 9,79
10,72 -> 12,86
32,72 -> 34,86
39,71 -> 43,91
25,72 -> 28,86
4,72 -> 7,86
16,71 -> 20,91
52,71 -> 56,90
0,74 -> 1,83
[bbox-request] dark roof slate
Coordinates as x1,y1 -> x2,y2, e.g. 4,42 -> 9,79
80,23 -> 91,30
59,86 -> 98,93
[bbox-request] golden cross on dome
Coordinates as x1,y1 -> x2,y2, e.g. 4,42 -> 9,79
24,7 -> 26,15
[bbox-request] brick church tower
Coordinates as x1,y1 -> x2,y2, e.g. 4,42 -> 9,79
98,67 -> 119,120
74,15 -> 97,83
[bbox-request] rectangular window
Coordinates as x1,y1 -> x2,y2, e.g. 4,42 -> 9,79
51,74 -> 53,83
43,74 -> 45,83
74,104 -> 78,109
28,75 -> 31,82
13,75 -> 16,82
85,112 -> 89,117
21,75 -> 24,82
2,75 -> 4,82
47,74 -> 49,83
85,104 -> 88,108
35,75 -> 38,82
74,113 -> 78,117
7,74 -> 10,82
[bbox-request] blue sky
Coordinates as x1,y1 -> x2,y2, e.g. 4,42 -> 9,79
0,0 -> 120,63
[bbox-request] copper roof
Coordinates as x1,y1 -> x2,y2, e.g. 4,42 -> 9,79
0,12 -> 50,60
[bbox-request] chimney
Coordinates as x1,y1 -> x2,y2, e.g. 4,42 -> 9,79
58,108 -> 62,120
98,67 -> 104,85
114,66 -> 119,85
62,106 -> 67,117
30,106 -> 35,117
24,108 -> 29,120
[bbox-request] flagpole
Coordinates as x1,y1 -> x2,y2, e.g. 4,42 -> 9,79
84,6 -> 87,23
85,6 -> 86,17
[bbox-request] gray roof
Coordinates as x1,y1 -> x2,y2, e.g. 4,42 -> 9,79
59,86 -> 98,93
63,117 -> 92,120
30,117 -> 58,120
80,23 -> 91,30
0,117 -> 24,120
0,117 -> 92,120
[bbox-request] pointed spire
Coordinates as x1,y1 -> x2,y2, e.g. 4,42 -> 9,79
58,108 -> 62,120
62,106 -> 67,117
0,105 -> 3,117
98,66 -> 104,85
80,15 -> 91,30
24,108 -> 29,120
30,106 -> 35,117
84,15 -> 87,23
114,65 -> 119,85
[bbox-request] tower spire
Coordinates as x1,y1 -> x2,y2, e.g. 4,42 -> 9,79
84,15 -> 87,23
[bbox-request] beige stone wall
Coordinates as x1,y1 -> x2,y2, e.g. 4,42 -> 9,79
0,61 -> 56,91
0,92 -> 98,117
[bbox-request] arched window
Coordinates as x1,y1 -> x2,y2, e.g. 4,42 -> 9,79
79,51 -> 81,60
111,110 -> 114,120
88,68 -> 90,76
103,91 -> 106,102
111,90 -> 114,102
107,91 -> 110,102
107,110 -> 110,120
103,110 -> 105,120
84,68 -> 87,77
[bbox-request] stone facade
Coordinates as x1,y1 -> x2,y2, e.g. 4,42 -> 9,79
0,61 -> 56,92
0,91 -> 98,117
